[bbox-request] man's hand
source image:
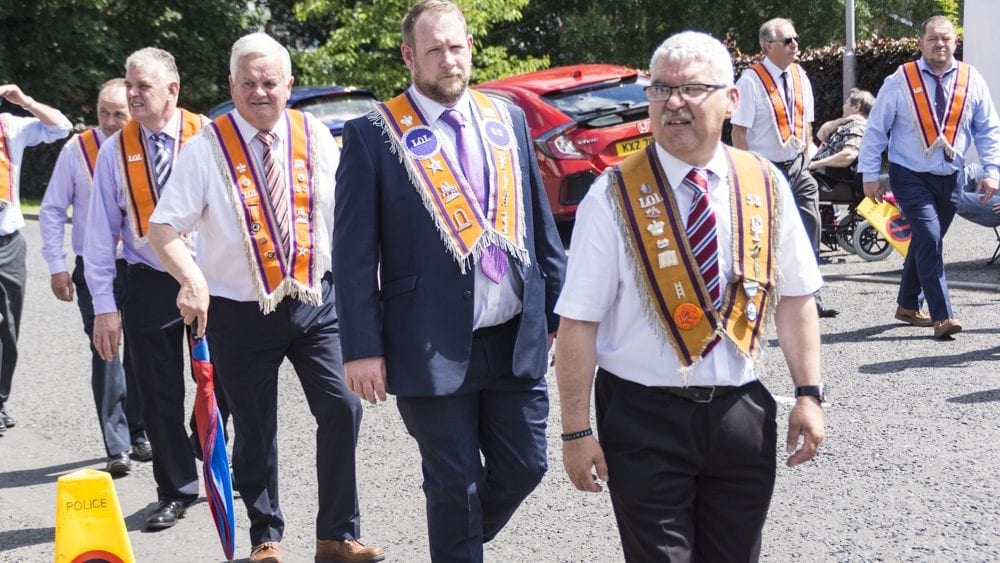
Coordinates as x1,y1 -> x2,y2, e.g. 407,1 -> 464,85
976,176 -> 998,205
863,180 -> 885,203
345,356 -> 388,405
0,84 -> 32,108
176,273 -> 210,337
562,436 -> 609,492
93,312 -> 122,362
786,397 -> 825,467
50,272 -> 74,302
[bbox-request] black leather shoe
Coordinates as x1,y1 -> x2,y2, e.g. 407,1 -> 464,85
0,409 -> 15,428
106,453 -> 131,477
144,500 -> 187,530
131,439 -> 153,462
817,303 -> 840,318
0,418 -> 6,433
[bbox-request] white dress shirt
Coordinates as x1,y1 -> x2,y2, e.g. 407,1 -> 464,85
555,142 -> 823,387
732,57 -> 815,162
0,112 -> 73,235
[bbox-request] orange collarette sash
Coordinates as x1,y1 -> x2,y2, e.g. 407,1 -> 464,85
209,110 -> 320,313
901,61 -> 971,159
749,62 -> 807,149
372,90 -> 528,271
119,108 -> 205,243
0,117 -> 14,205
608,145 -> 778,368
74,128 -> 102,183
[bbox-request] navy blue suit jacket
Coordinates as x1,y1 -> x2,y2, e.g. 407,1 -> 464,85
333,97 -> 566,397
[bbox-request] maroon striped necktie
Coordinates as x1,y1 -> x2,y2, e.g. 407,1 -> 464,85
684,168 -> 721,309
256,130 -> 289,253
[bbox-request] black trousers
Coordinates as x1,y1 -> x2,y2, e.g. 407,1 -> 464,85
0,231 -> 26,411
596,370 -> 777,562
122,265 -> 198,502
73,257 -> 146,456
208,276 -> 362,546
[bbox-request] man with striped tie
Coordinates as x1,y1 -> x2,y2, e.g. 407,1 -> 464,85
554,31 -> 825,561
39,78 -> 150,475
148,33 -> 384,563
85,47 -> 210,531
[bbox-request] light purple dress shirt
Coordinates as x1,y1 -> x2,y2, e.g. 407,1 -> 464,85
84,112 -> 183,315
0,112 -> 73,236
39,128 -> 107,275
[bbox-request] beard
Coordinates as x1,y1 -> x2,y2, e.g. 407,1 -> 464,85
414,67 -> 470,106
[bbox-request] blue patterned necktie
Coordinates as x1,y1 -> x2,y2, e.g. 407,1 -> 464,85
440,108 -> 509,284
151,132 -> 171,192
684,168 -> 721,309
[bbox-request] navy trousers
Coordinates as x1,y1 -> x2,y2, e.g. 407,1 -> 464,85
73,256 -> 146,456
208,276 -> 362,546
889,163 -> 958,321
0,230 -> 26,412
122,265 -> 198,502
396,316 -> 549,562
596,371 -> 776,562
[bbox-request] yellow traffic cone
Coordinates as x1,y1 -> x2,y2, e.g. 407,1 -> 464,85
54,468 -> 134,563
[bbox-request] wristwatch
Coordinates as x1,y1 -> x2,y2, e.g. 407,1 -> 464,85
795,384 -> 826,403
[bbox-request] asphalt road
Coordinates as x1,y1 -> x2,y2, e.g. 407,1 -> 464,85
1,216 -> 998,562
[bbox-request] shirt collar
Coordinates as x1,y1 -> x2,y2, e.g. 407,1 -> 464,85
917,56 -> 958,77
140,109 -> 182,142
654,142 -> 730,193
230,109 -> 290,146
761,56 -> 789,79
409,85 -> 474,126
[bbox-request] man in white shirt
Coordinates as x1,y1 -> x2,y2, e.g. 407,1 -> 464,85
555,30 -> 825,561
148,33 -> 384,563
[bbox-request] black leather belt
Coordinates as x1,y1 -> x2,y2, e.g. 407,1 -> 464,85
771,152 -> 804,170
127,262 -> 157,272
660,385 -> 737,403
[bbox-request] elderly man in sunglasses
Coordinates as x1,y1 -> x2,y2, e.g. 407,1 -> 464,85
732,18 -> 835,318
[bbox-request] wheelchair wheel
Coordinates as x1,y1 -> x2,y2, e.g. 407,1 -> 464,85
852,220 -> 894,261
836,227 -> 856,254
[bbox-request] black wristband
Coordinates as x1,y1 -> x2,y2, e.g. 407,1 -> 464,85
560,428 -> 593,441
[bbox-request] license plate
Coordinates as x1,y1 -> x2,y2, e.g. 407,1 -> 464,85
614,136 -> 653,157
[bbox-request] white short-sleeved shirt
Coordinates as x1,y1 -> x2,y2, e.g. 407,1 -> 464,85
554,142 -> 822,387
732,57 -> 815,162
150,110 -> 339,303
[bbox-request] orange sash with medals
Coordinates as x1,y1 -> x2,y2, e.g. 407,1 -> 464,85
0,117 -> 12,205
372,89 -> 528,270
749,62 -> 807,148
901,61 -> 971,159
609,145 -> 778,368
209,110 -> 320,313
119,109 -> 205,243
74,128 -> 102,183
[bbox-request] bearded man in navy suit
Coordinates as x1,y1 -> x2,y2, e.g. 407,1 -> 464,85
332,1 -> 566,560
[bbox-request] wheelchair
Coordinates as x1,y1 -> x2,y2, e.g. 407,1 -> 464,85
814,167 -> 894,262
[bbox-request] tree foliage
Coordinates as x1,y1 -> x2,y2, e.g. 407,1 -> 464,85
292,0 -> 549,99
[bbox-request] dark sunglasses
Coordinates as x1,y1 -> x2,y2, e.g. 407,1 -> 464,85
769,36 -> 799,46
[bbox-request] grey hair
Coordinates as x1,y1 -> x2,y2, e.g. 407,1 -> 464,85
98,78 -> 126,100
649,31 -> 734,85
759,18 -> 795,49
124,48 -> 179,85
847,87 -> 875,117
229,32 -> 292,80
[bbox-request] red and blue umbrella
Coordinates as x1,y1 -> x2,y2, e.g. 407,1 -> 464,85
191,335 -> 236,560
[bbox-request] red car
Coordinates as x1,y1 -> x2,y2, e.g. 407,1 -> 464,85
476,64 -> 652,221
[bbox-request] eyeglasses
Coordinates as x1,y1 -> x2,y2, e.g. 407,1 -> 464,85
644,83 -> 727,102
768,36 -> 799,46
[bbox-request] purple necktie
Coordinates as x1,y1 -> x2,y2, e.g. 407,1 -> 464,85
931,72 -> 947,125
440,108 -> 509,283
684,168 -> 721,309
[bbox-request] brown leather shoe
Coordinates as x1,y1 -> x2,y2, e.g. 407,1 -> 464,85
250,541 -> 282,563
315,538 -> 385,562
895,306 -> 933,327
933,319 -> 963,339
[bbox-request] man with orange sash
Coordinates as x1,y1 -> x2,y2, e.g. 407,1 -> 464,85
555,31 -> 825,561
148,33 -> 384,563
732,18 -> 836,318
39,78 -> 149,473
84,47 -> 209,531
333,1 -> 565,560
860,15 -> 1000,340
0,83 -> 71,434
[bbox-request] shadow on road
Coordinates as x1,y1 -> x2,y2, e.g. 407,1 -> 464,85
0,458 -> 103,490
0,525 -> 54,552
857,343 -> 1000,375
947,388 -> 1000,404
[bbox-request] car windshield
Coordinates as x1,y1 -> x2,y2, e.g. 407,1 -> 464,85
296,94 -> 377,124
542,76 -> 651,124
